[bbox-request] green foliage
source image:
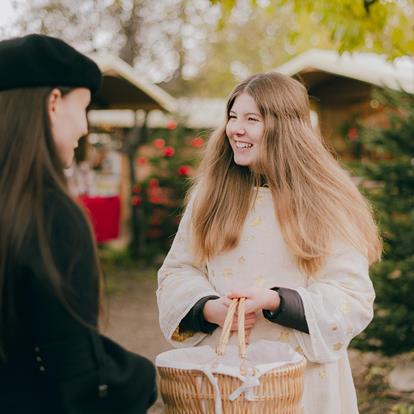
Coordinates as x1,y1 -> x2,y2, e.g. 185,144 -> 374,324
391,404 -> 414,414
351,90 -> 414,356
211,0 -> 414,58
133,123 -> 205,260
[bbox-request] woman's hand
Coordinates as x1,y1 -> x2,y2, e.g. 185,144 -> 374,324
203,297 -> 257,331
228,287 -> 280,315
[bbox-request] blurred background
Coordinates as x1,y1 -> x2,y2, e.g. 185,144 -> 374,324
1,1 -> 414,412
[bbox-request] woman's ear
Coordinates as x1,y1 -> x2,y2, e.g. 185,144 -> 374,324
47,88 -> 63,122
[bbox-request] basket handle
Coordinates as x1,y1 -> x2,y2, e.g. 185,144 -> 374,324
216,298 -> 247,359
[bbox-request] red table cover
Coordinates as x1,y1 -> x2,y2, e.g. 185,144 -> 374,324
78,195 -> 121,243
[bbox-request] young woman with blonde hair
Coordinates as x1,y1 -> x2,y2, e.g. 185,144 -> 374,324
157,72 -> 381,413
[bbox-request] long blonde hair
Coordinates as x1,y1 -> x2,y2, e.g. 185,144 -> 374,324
189,72 -> 382,275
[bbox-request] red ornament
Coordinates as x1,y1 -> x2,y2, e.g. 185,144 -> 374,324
131,195 -> 142,206
148,178 -> 159,188
163,146 -> 175,157
166,120 -> 177,130
347,127 -> 359,141
132,184 -> 141,193
191,137 -> 204,148
137,156 -> 147,165
153,138 -> 166,149
178,165 -> 191,176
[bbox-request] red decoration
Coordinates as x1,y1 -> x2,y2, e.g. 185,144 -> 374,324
131,195 -> 142,206
166,120 -> 177,130
178,165 -> 191,176
153,138 -> 166,149
148,179 -> 165,204
137,156 -> 147,165
164,146 -> 175,157
132,184 -> 141,193
347,127 -> 359,141
191,137 -> 204,148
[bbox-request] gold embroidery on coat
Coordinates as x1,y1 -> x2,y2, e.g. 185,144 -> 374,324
340,303 -> 351,315
319,369 -> 326,379
333,342 -> 343,351
255,275 -> 266,287
238,256 -> 246,264
223,268 -> 233,279
171,327 -> 194,342
278,331 -> 290,342
250,216 -> 262,227
295,346 -> 304,355
244,235 -> 256,242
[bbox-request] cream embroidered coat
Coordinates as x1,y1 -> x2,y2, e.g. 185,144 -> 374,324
157,187 -> 375,414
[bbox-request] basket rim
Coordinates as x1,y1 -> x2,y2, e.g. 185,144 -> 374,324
157,357 -> 307,377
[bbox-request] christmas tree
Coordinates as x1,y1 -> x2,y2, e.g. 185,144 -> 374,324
352,89 -> 414,356
132,121 -> 205,261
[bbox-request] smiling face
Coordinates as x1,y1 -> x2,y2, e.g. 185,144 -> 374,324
48,87 -> 91,168
226,92 -> 264,169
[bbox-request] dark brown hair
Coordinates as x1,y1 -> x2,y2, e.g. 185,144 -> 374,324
0,87 -> 103,359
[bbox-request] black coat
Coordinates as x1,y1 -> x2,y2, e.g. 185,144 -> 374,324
0,191 -> 156,414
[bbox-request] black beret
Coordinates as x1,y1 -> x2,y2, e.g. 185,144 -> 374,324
0,34 -> 102,93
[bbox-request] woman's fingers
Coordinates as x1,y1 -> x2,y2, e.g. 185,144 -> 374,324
229,312 -> 256,330
222,297 -> 233,307
244,300 -> 259,315
227,291 -> 248,299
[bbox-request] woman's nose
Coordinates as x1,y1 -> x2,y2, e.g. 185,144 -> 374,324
229,121 -> 245,136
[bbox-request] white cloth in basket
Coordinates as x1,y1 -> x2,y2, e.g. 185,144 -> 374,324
156,340 -> 305,414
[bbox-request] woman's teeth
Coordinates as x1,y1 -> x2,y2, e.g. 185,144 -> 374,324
236,141 -> 253,149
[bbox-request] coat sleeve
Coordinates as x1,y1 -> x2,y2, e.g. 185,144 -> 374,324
157,197 -> 220,347
294,241 -> 375,364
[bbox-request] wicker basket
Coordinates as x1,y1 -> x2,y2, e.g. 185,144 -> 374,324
157,298 -> 306,414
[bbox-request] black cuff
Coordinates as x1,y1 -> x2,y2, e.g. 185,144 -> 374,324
262,287 -> 309,334
179,295 -> 220,334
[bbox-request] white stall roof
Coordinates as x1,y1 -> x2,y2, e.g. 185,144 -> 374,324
89,53 -> 177,113
275,49 -> 414,93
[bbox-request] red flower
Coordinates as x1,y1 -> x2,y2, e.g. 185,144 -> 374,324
166,120 -> 177,130
131,195 -> 142,206
148,178 -> 159,188
136,156 -> 147,165
178,165 -> 191,176
153,138 -> 165,149
163,146 -> 175,157
191,137 -> 204,148
347,127 -> 359,141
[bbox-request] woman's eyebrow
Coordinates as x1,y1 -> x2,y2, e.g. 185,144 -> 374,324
229,110 -> 261,117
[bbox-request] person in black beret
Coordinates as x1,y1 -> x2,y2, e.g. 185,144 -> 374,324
0,34 -> 157,414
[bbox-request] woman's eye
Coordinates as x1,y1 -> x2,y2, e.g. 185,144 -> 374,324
248,117 -> 259,122
228,115 -> 236,119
